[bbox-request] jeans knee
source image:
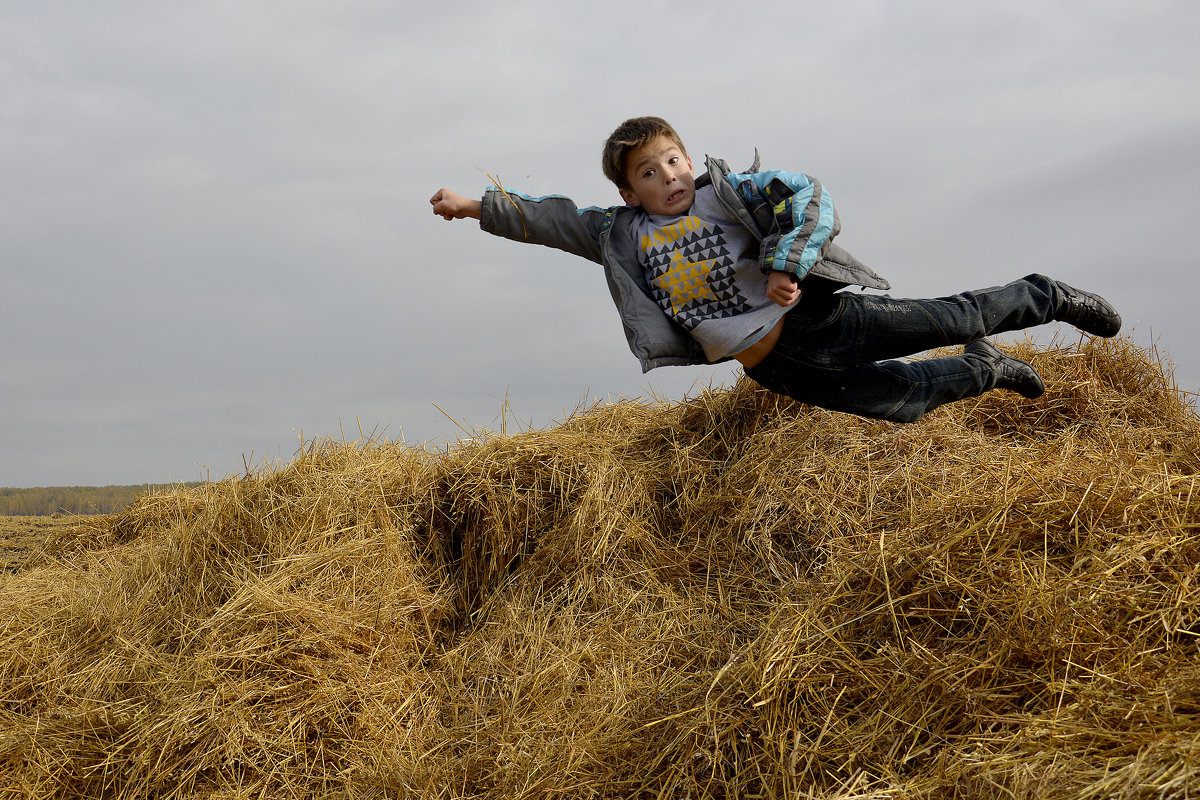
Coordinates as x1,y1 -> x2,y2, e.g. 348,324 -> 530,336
881,404 -> 927,424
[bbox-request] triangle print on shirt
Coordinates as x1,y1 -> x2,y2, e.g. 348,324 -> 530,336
642,215 -> 750,331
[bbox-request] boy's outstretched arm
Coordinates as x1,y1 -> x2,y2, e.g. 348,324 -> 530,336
433,183 -> 607,264
430,188 -> 481,221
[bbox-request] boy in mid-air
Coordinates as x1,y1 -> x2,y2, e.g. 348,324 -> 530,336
429,116 -> 1120,422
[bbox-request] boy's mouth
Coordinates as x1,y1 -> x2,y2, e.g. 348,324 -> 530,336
666,189 -> 687,204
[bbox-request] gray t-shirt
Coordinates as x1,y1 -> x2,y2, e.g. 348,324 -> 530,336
637,184 -> 790,361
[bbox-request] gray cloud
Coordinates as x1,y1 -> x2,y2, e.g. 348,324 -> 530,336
3,0 -> 1197,486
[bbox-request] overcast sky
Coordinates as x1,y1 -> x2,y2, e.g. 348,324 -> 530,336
2,1 -> 1198,488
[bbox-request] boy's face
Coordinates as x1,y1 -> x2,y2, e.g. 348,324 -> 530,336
619,135 -> 695,216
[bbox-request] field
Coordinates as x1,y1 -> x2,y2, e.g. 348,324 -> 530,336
0,515 -> 74,572
3,336 -> 1199,799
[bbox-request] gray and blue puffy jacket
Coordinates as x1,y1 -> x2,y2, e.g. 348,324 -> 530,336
481,154 -> 891,372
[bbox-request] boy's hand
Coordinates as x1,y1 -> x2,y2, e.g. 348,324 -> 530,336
430,188 -> 482,221
767,270 -> 802,307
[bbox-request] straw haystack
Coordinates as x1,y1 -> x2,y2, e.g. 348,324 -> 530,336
2,336 -> 1198,799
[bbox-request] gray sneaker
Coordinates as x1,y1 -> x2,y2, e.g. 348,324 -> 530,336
1055,280 -> 1122,338
965,339 -> 1045,399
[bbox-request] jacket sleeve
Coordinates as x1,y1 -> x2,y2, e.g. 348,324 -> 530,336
479,188 -> 609,265
722,169 -> 840,279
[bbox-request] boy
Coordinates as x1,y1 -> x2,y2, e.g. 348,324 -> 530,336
429,117 -> 1120,422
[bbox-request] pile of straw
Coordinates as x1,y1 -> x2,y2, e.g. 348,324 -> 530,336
2,336 -> 1198,798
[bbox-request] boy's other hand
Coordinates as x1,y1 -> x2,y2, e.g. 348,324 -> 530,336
430,188 -> 482,221
767,271 -> 802,307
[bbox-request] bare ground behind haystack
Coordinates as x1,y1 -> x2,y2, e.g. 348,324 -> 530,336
0,515 -> 74,572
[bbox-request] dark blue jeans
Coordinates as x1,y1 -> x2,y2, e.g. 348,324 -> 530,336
743,273 -> 1063,422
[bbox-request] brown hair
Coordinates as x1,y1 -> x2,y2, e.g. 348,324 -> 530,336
601,116 -> 687,189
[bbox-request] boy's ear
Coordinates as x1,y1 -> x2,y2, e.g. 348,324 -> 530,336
619,187 -> 641,207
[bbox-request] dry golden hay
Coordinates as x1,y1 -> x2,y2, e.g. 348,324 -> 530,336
1,336 -> 1198,799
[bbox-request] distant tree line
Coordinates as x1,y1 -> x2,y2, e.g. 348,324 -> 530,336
0,484 -> 204,516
